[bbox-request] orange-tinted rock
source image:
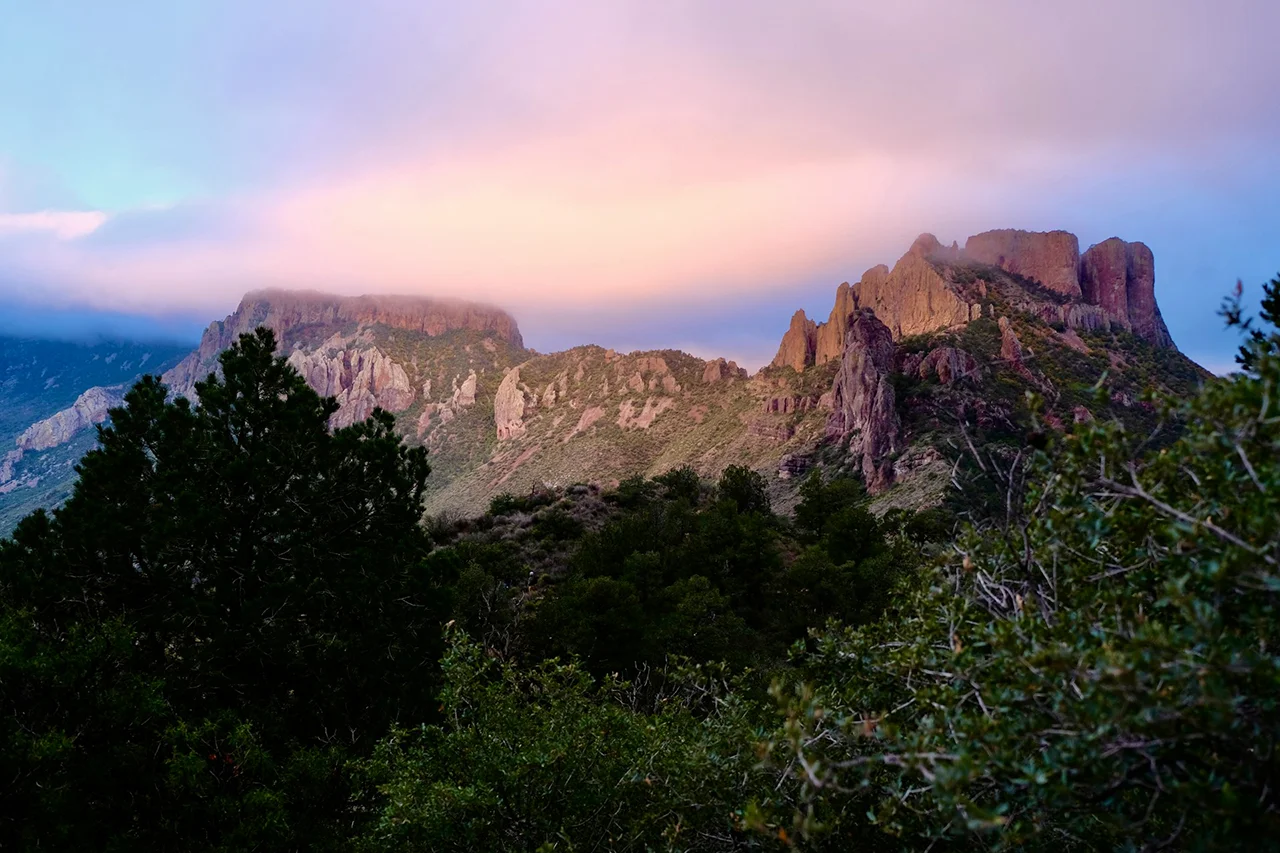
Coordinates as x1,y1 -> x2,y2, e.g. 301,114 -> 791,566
815,282 -> 856,365
771,309 -> 817,371
998,316 -> 1026,369
702,358 -> 747,383
826,309 -> 900,493
852,252 -> 976,339
964,229 -> 1083,298
286,345 -> 415,428
494,367 -> 527,440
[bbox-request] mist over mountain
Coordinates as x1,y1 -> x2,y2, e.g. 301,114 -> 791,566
0,225 -> 1208,532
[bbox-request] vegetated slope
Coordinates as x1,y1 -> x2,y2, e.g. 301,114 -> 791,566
0,336 -> 190,532
0,226 -> 1210,529
419,345 -> 826,514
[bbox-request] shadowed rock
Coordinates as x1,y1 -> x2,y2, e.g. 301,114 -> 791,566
827,309 -> 901,493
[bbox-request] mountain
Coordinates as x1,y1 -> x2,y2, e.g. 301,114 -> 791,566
0,336 -> 191,532
0,226 -> 1208,530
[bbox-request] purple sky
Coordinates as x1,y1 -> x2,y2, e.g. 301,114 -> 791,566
2,0 -> 1278,371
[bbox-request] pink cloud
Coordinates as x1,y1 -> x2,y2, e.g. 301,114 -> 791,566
1,0 -> 1277,366
0,210 -> 107,240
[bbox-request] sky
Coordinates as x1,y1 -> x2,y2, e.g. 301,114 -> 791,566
1,1 -> 1278,371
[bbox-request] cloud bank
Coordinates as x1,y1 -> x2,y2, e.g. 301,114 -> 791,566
1,0 -> 1278,366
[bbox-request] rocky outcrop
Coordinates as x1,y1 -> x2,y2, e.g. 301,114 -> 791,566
777,453 -> 812,480
165,290 -> 522,400
1079,237 -> 1130,320
772,310 -> 818,372
826,309 -> 901,493
851,247 -> 977,339
903,347 -> 980,385
748,419 -> 795,443
617,397 -> 674,430
494,367 -> 527,440
453,371 -> 478,408
0,450 -> 21,485
16,386 -> 122,452
416,371 -> 479,436
762,394 -> 820,414
964,229 -> 1083,299
286,346 -> 415,428
702,358 -> 748,383
1080,238 -> 1171,347
815,282 -> 856,365
998,317 -> 1028,371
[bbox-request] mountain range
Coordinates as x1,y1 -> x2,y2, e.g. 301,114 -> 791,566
0,227 -> 1209,533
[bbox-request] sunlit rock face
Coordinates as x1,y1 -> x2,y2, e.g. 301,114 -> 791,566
771,309 -> 818,372
286,346 -> 415,428
164,290 -> 522,400
15,385 -> 122,452
964,228 -> 1083,299
777,227 -> 1178,375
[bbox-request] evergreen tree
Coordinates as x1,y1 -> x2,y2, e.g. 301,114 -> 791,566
0,329 -> 444,850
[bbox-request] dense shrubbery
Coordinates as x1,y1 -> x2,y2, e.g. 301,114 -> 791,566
3,275 -> 1278,850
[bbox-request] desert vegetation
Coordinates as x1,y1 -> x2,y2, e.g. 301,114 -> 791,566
2,276 -> 1278,850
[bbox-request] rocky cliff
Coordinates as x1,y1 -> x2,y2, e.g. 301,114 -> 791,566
778,228 -> 1178,374
287,345 -> 416,428
164,290 -> 523,400
826,309 -> 901,493
771,310 -> 817,372
964,229 -> 1083,298
1080,238 -> 1172,347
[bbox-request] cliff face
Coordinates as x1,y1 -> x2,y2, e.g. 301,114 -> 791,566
771,310 -> 817,372
964,229 -> 1083,298
15,386 -> 123,452
1080,238 -> 1171,347
815,282 -> 856,365
164,291 -> 523,400
826,309 -> 901,493
286,346 -> 416,428
777,227 -> 1177,375
852,249 -> 978,339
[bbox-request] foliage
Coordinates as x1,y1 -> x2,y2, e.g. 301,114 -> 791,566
357,630 -> 779,852
717,465 -> 772,515
0,329 -> 445,850
763,274 -> 1280,850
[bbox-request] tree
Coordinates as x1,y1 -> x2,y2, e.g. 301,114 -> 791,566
717,465 -> 771,515
0,328 -> 445,850
764,276 -> 1280,849
358,630 -> 776,853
